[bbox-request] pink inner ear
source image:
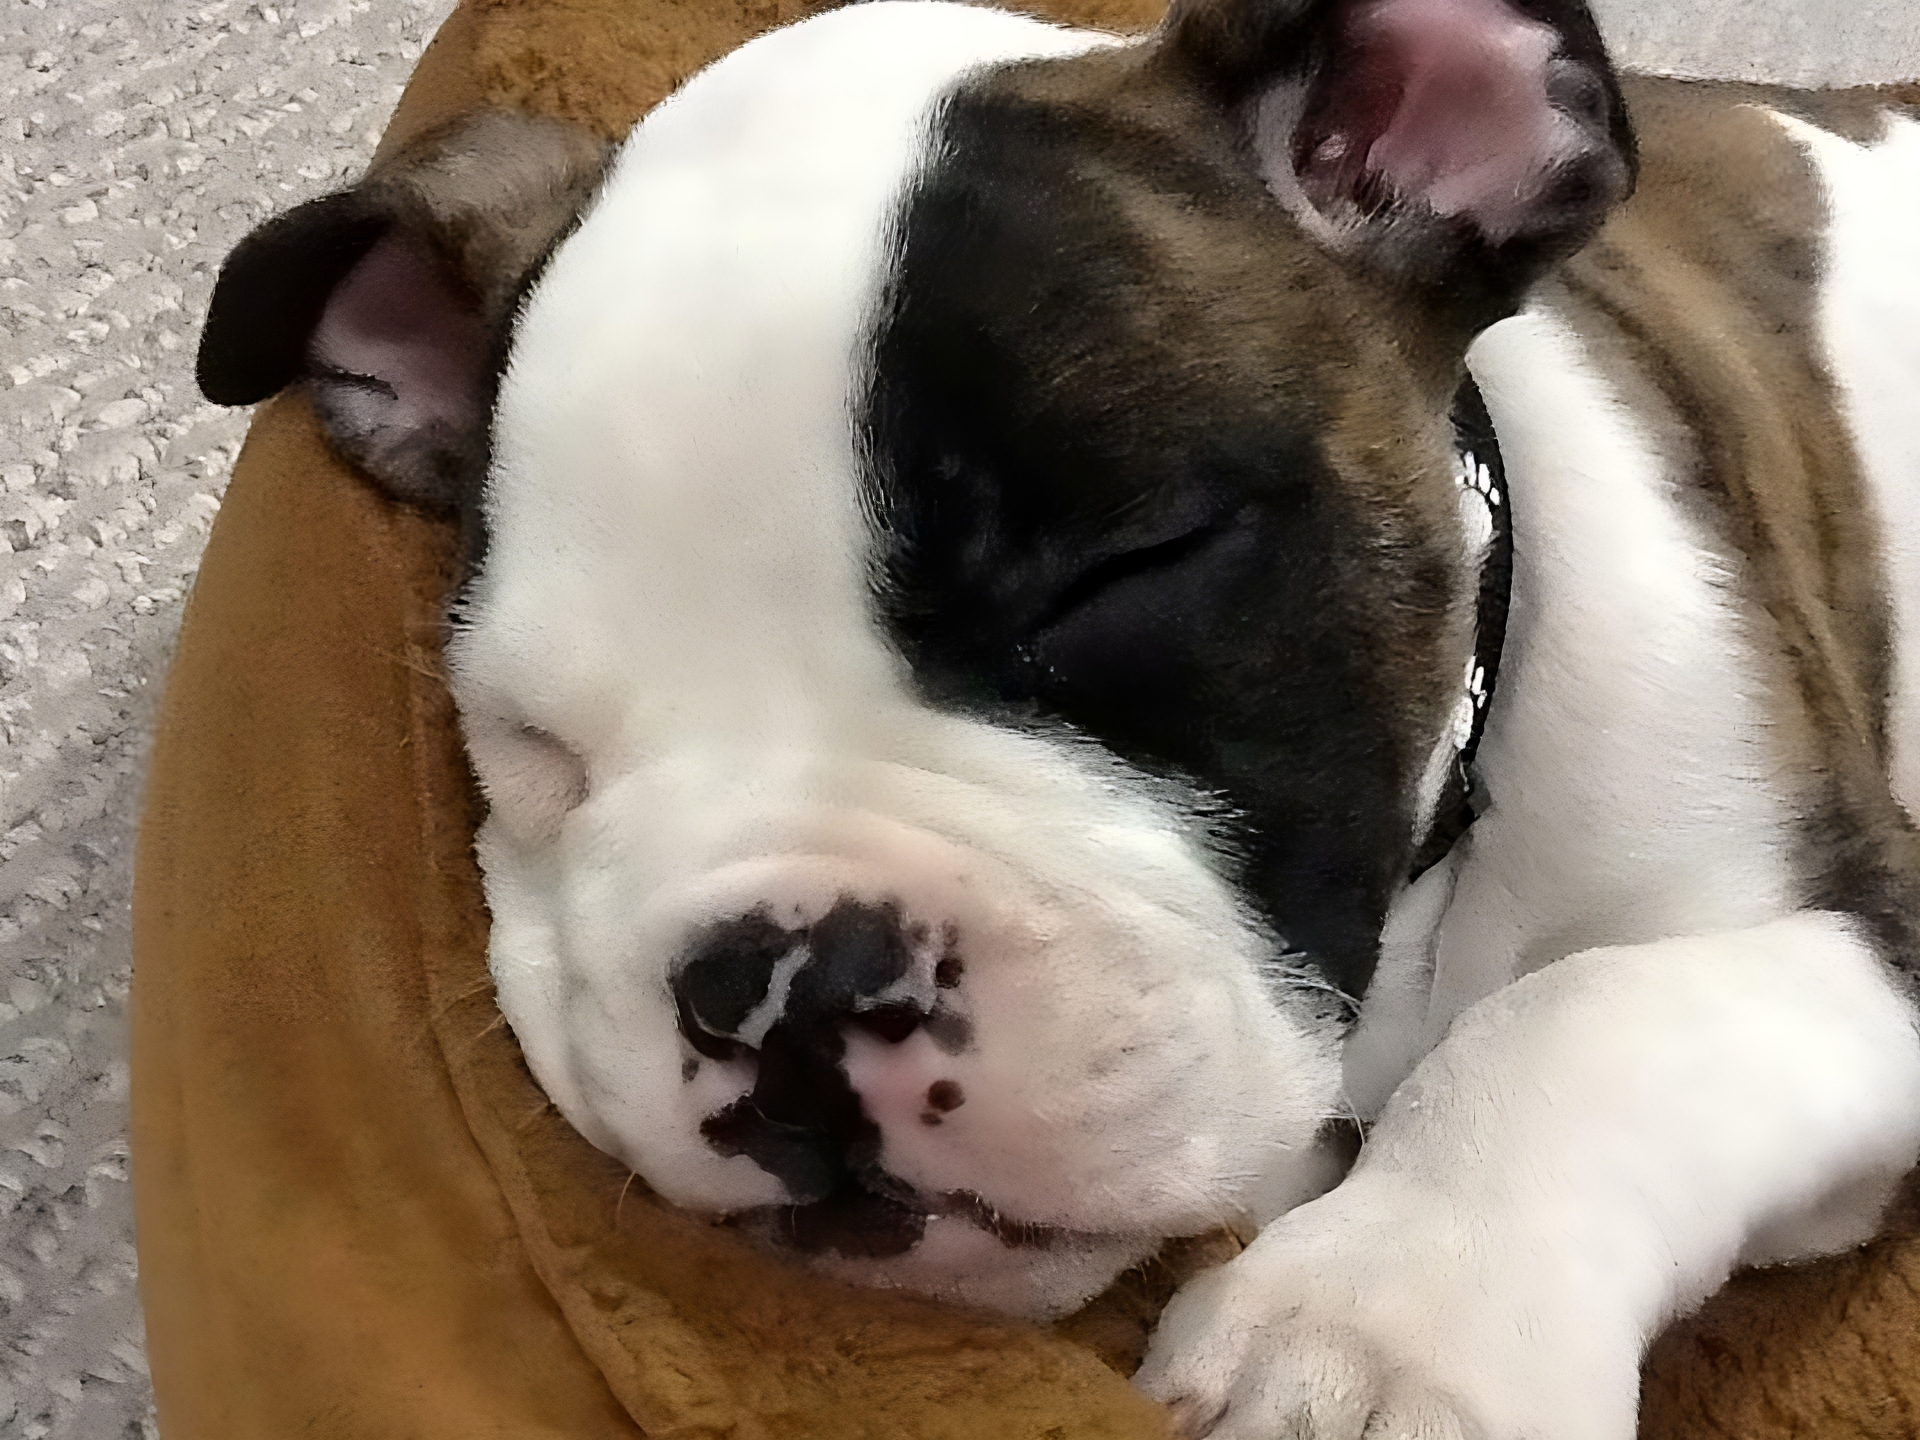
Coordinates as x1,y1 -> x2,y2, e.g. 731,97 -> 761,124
311,234 -> 487,435
1298,0 -> 1563,240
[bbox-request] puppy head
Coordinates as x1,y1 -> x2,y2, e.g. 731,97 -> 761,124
202,0 -> 1631,1318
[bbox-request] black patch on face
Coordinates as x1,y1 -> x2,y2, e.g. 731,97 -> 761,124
862,62 -> 1460,1000
701,1020 -> 878,1205
674,910 -> 793,1058
787,900 -> 914,1023
687,899 -> 955,1248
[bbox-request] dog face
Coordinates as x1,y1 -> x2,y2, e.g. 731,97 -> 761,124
201,0 -> 1632,1317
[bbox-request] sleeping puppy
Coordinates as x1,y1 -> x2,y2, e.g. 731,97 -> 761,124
197,0 -> 1920,1433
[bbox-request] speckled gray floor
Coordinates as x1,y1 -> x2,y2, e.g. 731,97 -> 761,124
1,3 -> 452,1433
0,1 -> 1914,1436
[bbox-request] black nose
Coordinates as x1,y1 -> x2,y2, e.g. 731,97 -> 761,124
673,900 -> 921,1056
675,899 -> 926,1213
783,900 -> 914,1028
672,911 -> 795,1062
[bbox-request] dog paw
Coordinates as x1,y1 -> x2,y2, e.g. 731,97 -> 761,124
1134,1177 -> 1641,1440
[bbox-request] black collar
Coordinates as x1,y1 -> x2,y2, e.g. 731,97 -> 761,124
1407,375 -> 1513,882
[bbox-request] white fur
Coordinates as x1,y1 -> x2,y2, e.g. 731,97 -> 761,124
1445,312 -> 1798,1011
451,1 -> 1339,1319
1142,913 -> 1920,1438
1773,112 -> 1920,818
1349,303 -> 1800,1115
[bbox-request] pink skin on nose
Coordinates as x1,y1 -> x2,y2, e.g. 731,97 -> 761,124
1298,0 -> 1561,240
841,1027 -> 964,1144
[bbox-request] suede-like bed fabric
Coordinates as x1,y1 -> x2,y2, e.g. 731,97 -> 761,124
131,0 -> 1920,1434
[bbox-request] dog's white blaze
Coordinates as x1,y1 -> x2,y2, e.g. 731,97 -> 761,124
453,0 -> 1340,1317
1373,307 -> 1798,1066
475,2 -> 1102,761
1774,112 -> 1920,820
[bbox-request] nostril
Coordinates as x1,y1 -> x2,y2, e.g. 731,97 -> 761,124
674,910 -> 800,1059
675,991 -> 752,1062
787,899 -> 913,1023
849,1004 -> 923,1044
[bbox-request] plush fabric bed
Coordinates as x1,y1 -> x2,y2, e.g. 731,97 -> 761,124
130,0 -> 1920,1433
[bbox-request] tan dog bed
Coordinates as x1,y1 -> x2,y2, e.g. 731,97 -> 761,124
131,0 -> 1920,1434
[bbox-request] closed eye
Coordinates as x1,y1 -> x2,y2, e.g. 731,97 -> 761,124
1028,517 -> 1233,636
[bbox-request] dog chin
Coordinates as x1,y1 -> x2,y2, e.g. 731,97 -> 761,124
727,1197 -> 1161,1320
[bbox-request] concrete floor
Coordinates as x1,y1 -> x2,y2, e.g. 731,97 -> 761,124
0,0 -> 1914,1434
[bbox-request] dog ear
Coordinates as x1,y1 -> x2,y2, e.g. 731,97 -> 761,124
197,111 -> 612,508
1162,0 -> 1635,325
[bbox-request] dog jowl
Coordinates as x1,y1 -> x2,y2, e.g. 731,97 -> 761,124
201,0 -> 1920,1433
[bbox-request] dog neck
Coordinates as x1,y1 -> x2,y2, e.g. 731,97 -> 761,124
1407,375 -> 1513,886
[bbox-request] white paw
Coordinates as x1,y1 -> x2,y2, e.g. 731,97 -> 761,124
1134,1177 -> 1641,1440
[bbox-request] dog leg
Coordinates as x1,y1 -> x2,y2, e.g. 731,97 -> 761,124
1138,911 -> 1920,1440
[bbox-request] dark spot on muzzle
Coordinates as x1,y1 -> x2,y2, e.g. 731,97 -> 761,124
781,1187 -> 928,1258
785,898 -> 915,1023
701,1022 -> 874,1205
674,909 -> 793,1061
919,1079 -> 965,1128
684,898 -> 942,1250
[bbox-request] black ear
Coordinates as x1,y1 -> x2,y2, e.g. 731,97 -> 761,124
1163,0 -> 1635,326
197,111 -> 612,507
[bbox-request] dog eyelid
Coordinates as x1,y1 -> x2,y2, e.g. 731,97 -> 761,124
1028,509 -> 1242,636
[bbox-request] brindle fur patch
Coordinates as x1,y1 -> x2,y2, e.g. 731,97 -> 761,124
1560,77 -> 1920,967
